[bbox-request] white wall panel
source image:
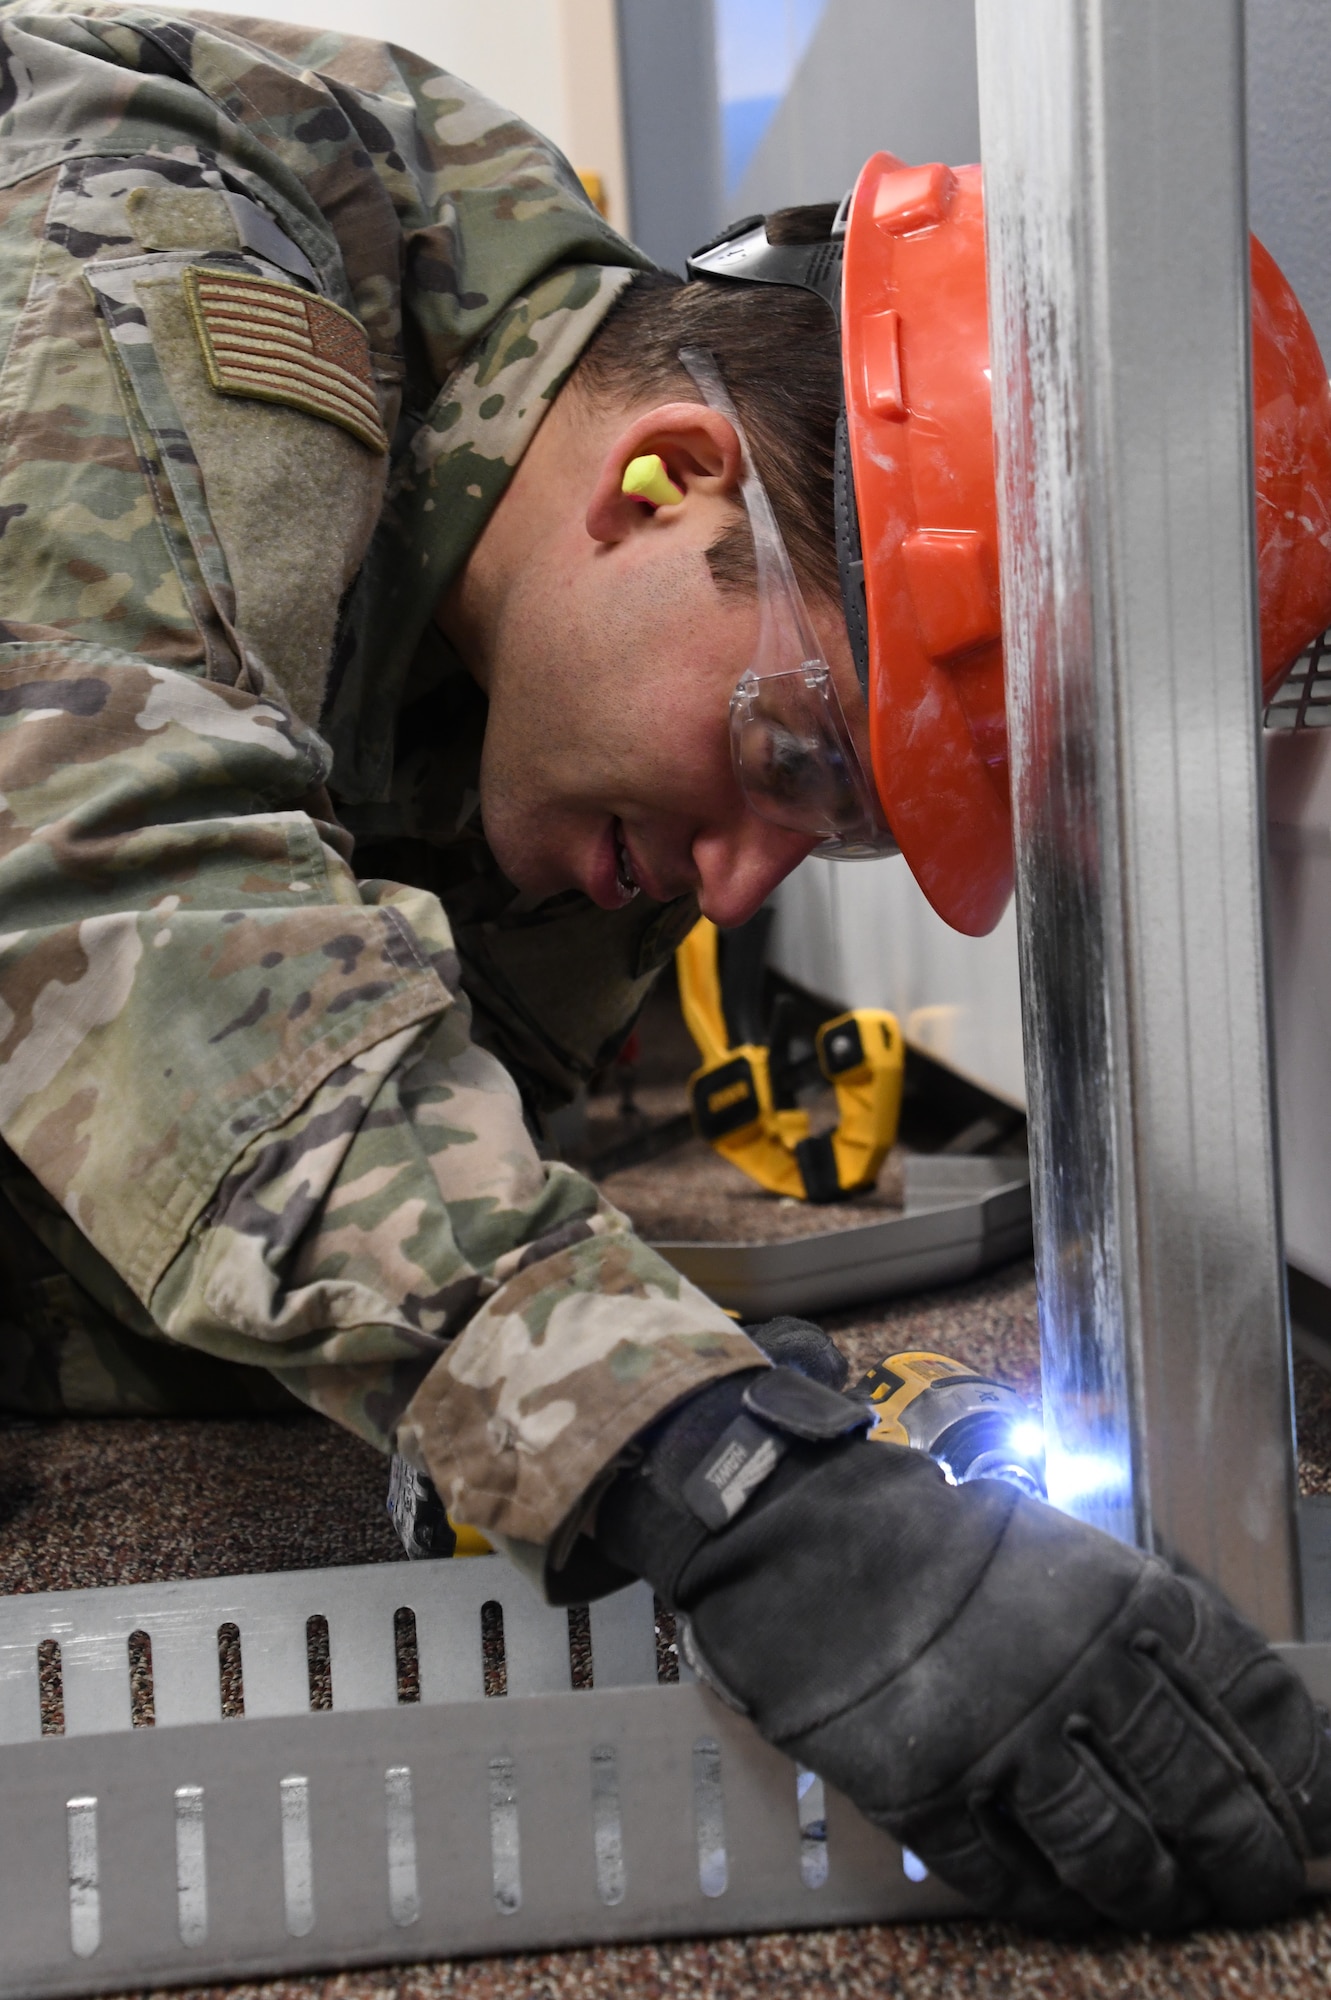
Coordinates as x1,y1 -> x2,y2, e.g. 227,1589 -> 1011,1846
770,858 -> 1026,1107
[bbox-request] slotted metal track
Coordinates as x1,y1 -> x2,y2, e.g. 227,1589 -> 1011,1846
0,1555 -> 967,1995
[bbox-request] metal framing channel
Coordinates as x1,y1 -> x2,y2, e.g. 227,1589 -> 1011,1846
975,0 -> 1301,1633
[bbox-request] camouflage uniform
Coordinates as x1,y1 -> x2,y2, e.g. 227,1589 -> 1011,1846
0,3 -> 763,1570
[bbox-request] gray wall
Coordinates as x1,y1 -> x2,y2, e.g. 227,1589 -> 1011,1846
616,0 -> 721,273
724,0 -> 1331,374
734,0 -> 980,217
1246,0 -> 1331,365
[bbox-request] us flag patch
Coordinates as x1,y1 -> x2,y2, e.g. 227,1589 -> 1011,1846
184,266 -> 388,454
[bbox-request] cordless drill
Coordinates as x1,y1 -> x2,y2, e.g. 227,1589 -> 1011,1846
854,1349 -> 1046,1497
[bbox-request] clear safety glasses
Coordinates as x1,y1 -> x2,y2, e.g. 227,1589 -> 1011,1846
678,347 -> 897,860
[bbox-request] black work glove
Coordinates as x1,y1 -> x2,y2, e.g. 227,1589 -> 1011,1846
595,1367 -> 1331,1933
741,1314 -> 849,1388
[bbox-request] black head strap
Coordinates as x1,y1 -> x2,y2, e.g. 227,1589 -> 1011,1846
686,217 -> 844,324
687,212 -> 869,698
833,411 -> 870,698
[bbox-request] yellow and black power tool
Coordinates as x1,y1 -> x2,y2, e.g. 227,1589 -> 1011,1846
676,913 -> 904,1202
855,1350 -> 1047,1498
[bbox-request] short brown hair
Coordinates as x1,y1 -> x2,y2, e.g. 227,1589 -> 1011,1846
573,204 -> 843,602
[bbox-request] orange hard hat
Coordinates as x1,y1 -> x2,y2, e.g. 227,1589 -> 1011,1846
842,153 -> 1331,934
689,159 -> 1331,935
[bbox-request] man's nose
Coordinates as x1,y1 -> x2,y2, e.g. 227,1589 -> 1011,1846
692,819 -> 814,929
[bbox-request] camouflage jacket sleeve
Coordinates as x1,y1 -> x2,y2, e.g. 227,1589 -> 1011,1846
0,6 -> 764,1556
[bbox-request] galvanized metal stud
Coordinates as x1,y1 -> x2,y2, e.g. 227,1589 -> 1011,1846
976,0 -> 1301,1634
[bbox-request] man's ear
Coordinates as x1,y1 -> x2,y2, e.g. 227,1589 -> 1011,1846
585,401 -> 744,546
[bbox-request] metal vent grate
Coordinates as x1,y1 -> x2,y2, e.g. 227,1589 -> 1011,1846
1264,626 -> 1331,729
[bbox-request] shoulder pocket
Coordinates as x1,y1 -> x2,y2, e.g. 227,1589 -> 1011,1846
88,244 -> 390,726
184,265 -> 388,454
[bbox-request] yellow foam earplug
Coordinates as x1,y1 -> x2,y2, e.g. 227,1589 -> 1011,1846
621,453 -> 684,507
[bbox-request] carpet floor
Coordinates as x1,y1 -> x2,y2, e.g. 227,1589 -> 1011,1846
5,1253 -> 1331,1998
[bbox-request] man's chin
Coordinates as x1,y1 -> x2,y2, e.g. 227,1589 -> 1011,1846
479,795 -> 621,907
485,826 -> 585,905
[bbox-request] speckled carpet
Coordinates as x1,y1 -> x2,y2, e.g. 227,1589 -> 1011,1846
7,1254 -> 1331,1998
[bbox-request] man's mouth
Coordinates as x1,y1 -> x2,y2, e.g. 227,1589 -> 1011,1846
613,819 -> 640,905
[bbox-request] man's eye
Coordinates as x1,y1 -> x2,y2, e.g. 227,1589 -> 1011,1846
764,726 -> 856,805
751,725 -> 825,805
768,727 -> 816,781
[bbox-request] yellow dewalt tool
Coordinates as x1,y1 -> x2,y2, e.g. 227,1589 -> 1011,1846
676,914 -> 904,1202
854,1350 -> 1046,1497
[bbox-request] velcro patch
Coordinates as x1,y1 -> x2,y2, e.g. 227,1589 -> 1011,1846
184,265 -> 388,454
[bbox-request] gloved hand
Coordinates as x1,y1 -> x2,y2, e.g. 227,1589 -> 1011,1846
594,1366 -> 1331,1933
741,1314 -> 849,1388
